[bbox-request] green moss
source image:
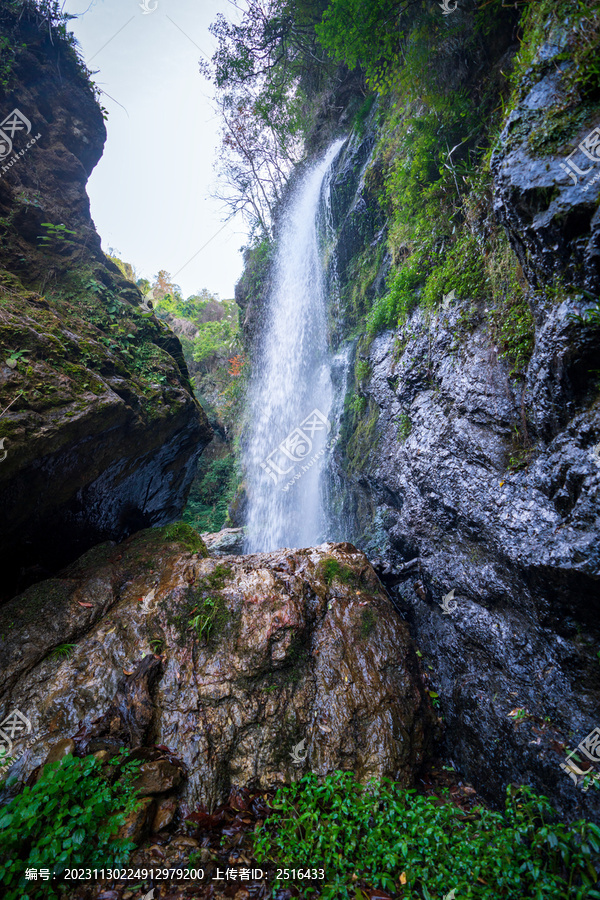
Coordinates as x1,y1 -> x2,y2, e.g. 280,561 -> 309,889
343,398 -> 380,476
422,231 -> 491,309
492,293 -> 535,377
62,541 -> 119,577
359,606 -> 376,639
353,93 -> 376,137
148,521 -> 209,556
0,579 -> 75,639
341,243 -> 385,334
396,412 -> 412,441
318,557 -> 358,588
503,0 -> 600,158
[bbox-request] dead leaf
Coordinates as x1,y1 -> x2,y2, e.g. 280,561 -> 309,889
399,873 -> 407,885
122,668 -> 134,676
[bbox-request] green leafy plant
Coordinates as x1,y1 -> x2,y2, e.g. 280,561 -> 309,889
254,772 -> 600,899
348,392 -> 367,414
428,689 -> 440,709
189,594 -> 227,642
37,222 -> 77,247
4,349 -> 31,369
167,563 -> 232,646
0,751 -> 143,900
0,748 -> 16,783
184,455 -> 237,533
355,359 -> 371,383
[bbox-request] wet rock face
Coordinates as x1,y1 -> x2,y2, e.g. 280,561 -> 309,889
336,310 -> 600,822
0,8 -> 212,599
0,531 -> 439,811
317,17 -> 600,823
491,32 -> 600,293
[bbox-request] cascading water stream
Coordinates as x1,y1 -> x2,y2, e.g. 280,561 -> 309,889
244,139 -> 346,552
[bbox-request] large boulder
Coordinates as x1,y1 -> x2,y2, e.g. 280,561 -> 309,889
0,528 -> 439,811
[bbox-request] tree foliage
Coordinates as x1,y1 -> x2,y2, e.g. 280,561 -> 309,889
203,0 -> 333,235
315,0 -> 414,91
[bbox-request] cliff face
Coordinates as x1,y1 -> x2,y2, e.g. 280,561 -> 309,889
0,4 -> 212,600
321,12 -> 600,820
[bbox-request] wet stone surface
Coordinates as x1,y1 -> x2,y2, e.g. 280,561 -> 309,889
0,529 -> 439,812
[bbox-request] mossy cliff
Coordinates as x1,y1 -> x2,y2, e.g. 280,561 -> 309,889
237,0 -> 600,821
0,3 -> 212,600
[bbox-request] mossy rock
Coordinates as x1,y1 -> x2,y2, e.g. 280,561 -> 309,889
142,521 -> 209,556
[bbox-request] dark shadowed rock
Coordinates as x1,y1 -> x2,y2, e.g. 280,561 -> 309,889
0,7 -> 212,601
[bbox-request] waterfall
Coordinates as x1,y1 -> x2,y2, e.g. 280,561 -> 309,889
244,139 -> 346,552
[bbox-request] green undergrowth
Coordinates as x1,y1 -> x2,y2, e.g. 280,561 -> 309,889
330,4 -> 536,383
183,454 -> 238,533
148,283 -> 244,533
0,262 -> 187,422
0,751 -> 143,900
254,772 -> 600,900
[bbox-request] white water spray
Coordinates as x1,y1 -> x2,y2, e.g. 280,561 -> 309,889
244,139 -> 346,552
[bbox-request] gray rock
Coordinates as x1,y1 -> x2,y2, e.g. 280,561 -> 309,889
201,527 -> 246,556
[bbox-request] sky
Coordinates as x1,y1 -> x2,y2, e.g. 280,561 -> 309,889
62,0 -> 246,300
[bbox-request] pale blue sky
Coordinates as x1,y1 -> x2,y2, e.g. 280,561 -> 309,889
63,0 -> 245,299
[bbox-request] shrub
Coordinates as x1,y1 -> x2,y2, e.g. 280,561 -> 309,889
254,773 -> 600,900
0,752 -> 143,900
